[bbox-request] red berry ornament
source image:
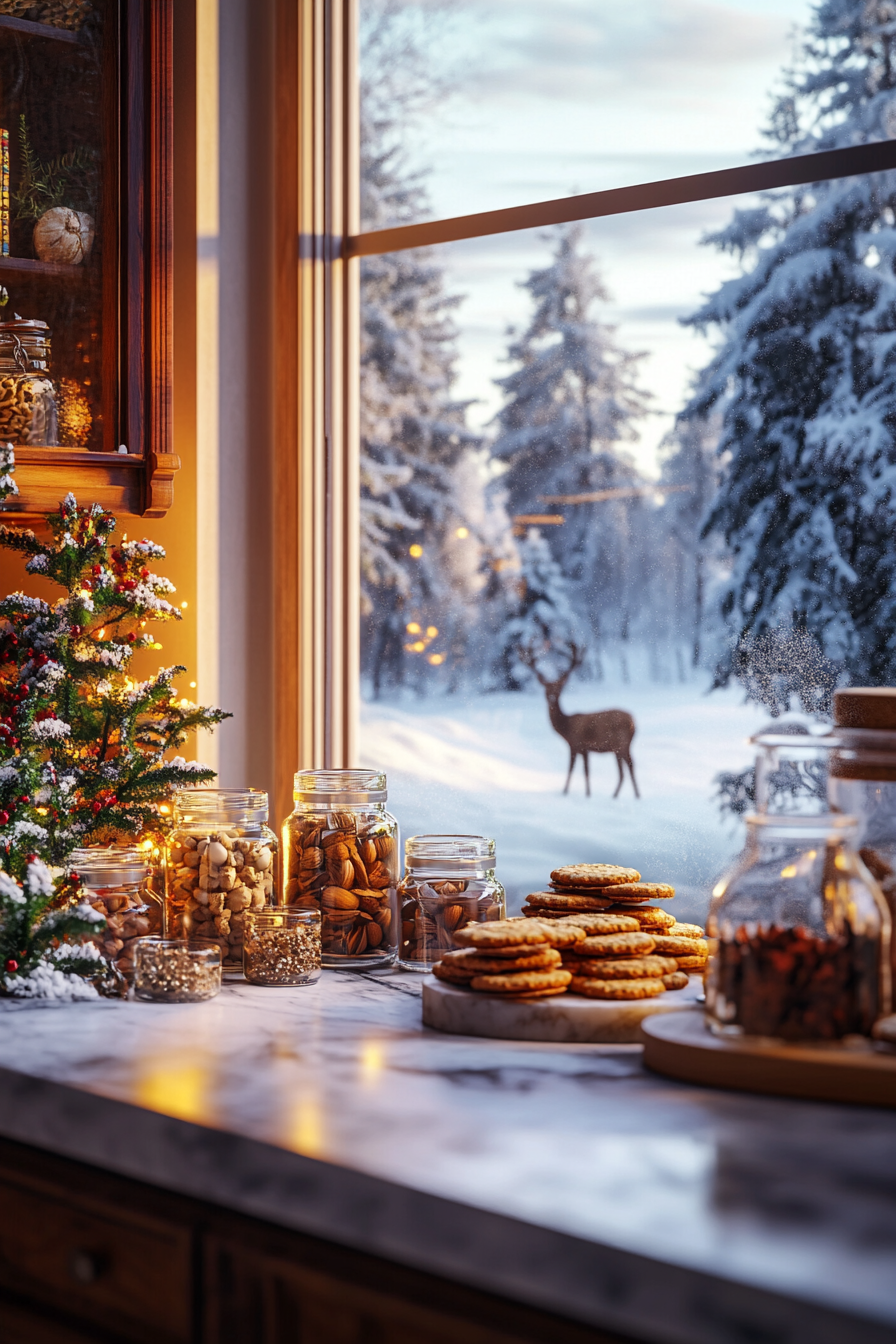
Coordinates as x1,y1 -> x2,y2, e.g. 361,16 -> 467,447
5,959 -> 17,973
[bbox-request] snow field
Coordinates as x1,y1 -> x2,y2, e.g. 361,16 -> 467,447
361,674 -> 771,927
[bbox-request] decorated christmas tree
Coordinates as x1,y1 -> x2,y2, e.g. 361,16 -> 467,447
0,470 -> 228,997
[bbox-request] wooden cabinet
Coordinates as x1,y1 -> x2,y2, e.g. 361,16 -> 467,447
0,1138 -> 639,1344
0,1 -> 176,521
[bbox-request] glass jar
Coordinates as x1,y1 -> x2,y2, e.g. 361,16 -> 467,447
243,907 -> 321,986
133,938 -> 222,1002
165,789 -> 279,971
0,315 -> 58,445
70,845 -> 161,982
752,729 -> 838,815
397,835 -> 506,971
706,813 -> 892,1042
827,688 -> 896,986
282,769 -> 398,968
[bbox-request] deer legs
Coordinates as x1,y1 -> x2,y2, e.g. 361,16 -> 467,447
625,750 -> 640,799
583,751 -> 591,797
563,747 -> 577,795
613,753 -> 626,798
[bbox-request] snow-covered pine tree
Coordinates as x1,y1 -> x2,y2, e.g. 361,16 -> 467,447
490,225 -> 651,667
359,2 -> 481,695
685,0 -> 896,688
491,529 -> 577,691
658,410 -> 721,670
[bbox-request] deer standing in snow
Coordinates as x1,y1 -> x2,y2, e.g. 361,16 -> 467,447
520,641 -> 639,799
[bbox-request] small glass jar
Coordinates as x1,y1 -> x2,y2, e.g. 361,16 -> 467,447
282,769 -> 398,968
398,835 -> 506,971
165,789 -> 279,971
133,938 -> 222,1002
243,907 -> 321,986
70,845 -> 161,982
752,729 -> 838,815
706,813 -> 892,1042
0,315 -> 58,445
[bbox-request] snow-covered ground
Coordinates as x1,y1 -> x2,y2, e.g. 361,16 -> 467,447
360,674 -> 774,927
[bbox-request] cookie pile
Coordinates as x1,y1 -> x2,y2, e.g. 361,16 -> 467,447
431,918 -> 584,998
521,863 -> 708,996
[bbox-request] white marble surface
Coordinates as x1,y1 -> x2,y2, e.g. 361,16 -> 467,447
0,969 -> 894,1344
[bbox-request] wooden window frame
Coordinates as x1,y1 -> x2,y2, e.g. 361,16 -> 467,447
275,0 -> 896,797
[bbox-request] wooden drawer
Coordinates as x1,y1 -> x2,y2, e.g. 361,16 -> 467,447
0,1175 -> 193,1344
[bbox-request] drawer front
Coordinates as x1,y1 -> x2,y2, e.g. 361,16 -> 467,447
0,1176 -> 193,1344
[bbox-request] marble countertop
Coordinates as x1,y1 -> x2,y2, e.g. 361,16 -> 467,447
0,970 -> 894,1344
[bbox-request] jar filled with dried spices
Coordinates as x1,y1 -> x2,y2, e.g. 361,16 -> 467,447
71,845 -> 161,982
165,790 -> 279,971
706,812 -> 892,1042
398,835 -> 505,971
243,907 -> 321,986
133,938 -> 222,1002
282,770 -> 398,968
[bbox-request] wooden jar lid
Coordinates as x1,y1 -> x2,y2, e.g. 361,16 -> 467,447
834,688 -> 896,730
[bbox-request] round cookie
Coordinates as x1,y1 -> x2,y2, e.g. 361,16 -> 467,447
561,955 -> 678,979
588,882 -> 674,900
569,976 -> 665,1000
651,935 -> 709,958
662,970 -> 691,991
469,968 -> 572,994
530,921 -> 589,950
573,931 -> 657,958
444,947 -> 562,974
432,961 -> 475,984
551,911 -> 641,935
605,905 -> 676,929
676,954 -> 708,971
667,922 -> 705,940
454,920 -> 552,950
529,892 -> 628,913
503,986 -> 569,1000
550,864 -> 641,888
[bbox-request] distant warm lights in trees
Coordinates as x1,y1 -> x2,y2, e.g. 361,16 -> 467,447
411,640 -> 426,652
456,526 -> 469,539
409,544 -> 423,558
426,626 -> 438,638
428,653 -> 445,666
406,621 -> 421,634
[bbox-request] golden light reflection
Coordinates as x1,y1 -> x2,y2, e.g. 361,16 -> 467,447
426,626 -> 438,638
289,1096 -> 324,1157
780,865 -> 798,879
834,852 -> 850,871
455,526 -> 469,539
406,621 -> 421,634
712,880 -> 726,899
135,1060 -> 213,1123
360,1040 -> 385,1087
409,544 -> 423,558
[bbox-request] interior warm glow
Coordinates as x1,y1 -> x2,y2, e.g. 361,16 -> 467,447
360,1040 -> 385,1086
289,1096 -> 324,1157
135,1060 -> 212,1123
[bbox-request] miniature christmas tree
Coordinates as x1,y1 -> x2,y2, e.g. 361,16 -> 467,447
0,473 -> 229,997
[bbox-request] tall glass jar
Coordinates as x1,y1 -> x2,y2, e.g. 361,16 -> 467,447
71,846 -> 160,983
282,769 -> 398,969
398,835 -> 506,971
706,813 -> 892,1042
827,688 -> 896,985
165,790 -> 278,971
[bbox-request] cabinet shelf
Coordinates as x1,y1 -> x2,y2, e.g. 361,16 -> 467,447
0,14 -> 82,44
0,253 -> 88,279
0,447 -> 180,521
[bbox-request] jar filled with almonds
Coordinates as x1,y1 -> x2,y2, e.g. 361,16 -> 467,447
282,770 -> 399,968
165,790 -> 279,971
398,835 -> 506,971
71,846 -> 161,983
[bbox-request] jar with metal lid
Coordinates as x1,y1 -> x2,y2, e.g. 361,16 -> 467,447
706,812 -> 891,1042
282,769 -> 398,968
827,687 -> 896,984
398,835 -> 506,971
70,845 -> 160,982
0,315 -> 57,445
165,789 -> 279,970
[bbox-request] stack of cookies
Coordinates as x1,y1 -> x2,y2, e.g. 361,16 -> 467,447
521,863 -> 708,996
431,918 -> 585,999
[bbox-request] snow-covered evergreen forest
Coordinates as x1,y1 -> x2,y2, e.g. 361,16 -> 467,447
360,0 -> 896,717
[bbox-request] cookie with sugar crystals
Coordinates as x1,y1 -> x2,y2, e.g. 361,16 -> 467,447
572,931 -> 657,958
528,891 -> 626,912
651,935 -> 709,958
453,920 -> 551,950
441,947 -> 561,973
535,911 -> 641,935
596,882 -> 674,900
561,955 -> 678,979
675,954 -> 709,971
569,976 -> 664,1000
667,922 -> 705,940
604,905 -> 676,930
469,968 -> 572,994
550,864 -> 641,888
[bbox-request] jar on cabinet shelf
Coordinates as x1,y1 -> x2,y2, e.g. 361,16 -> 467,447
165,790 -> 278,971
70,845 -> 160,982
282,770 -> 398,969
0,316 -> 58,445
705,813 -> 892,1042
398,835 -> 505,971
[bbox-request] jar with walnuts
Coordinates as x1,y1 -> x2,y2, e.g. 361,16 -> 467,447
282,770 -> 399,968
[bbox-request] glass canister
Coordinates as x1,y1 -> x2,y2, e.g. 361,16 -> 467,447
70,845 -> 161,982
282,769 -> 398,968
706,813 -> 892,1042
133,938 -> 222,1002
0,315 -> 58,445
752,729 -> 837,815
165,789 -> 279,971
398,835 -> 506,971
827,687 -> 896,984
243,907 -> 322,986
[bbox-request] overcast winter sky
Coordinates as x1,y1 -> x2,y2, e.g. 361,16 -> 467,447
364,0 -> 813,472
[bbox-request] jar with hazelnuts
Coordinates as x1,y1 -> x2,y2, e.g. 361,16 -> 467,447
282,770 -> 399,968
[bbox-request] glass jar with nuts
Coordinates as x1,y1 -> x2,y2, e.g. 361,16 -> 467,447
282,770 -> 399,968
243,907 -> 321,985
165,789 -> 279,972
398,835 -> 506,970
70,845 -> 161,983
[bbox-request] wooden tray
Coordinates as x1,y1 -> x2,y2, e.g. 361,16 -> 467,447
422,976 -> 701,1044
642,1010 -> 896,1107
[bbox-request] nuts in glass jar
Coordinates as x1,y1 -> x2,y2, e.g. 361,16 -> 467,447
167,830 -> 276,967
400,879 -> 503,964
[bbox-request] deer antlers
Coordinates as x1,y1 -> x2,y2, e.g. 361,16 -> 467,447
519,639 -> 584,686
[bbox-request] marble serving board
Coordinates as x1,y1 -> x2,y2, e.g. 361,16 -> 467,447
422,975 -> 701,1042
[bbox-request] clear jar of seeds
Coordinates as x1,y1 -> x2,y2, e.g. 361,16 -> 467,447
243,907 -> 321,985
70,845 -> 161,983
133,938 -> 222,1002
282,769 -> 399,968
165,789 -> 279,971
398,835 -> 506,971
